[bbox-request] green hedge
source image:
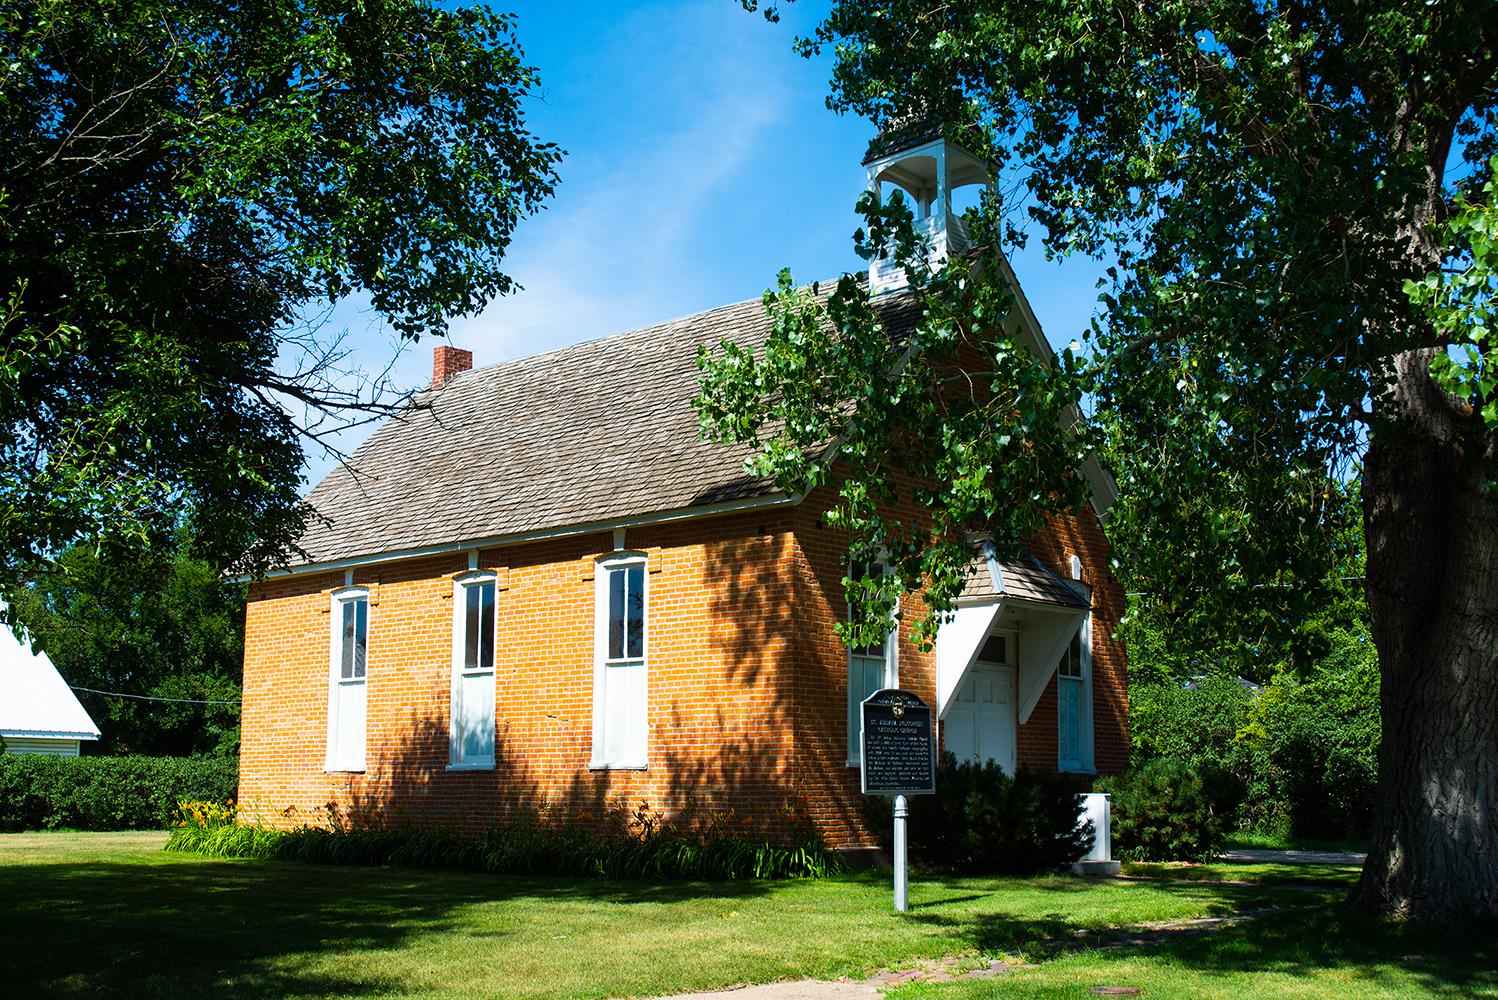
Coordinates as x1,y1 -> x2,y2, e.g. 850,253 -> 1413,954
1128,634 -> 1380,839
865,754 -> 1093,874
0,754 -> 237,831
167,805 -> 843,881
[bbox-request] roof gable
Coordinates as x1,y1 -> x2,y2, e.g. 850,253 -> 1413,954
287,274 -> 1107,573
0,613 -> 100,741
959,546 -> 1090,609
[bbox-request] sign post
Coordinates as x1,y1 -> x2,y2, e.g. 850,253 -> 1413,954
892,793 -> 909,911
860,689 -> 935,913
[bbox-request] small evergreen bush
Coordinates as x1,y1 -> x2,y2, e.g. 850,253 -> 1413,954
0,754 -> 237,831
167,798 -> 844,881
1098,758 -> 1229,862
865,754 -> 1092,874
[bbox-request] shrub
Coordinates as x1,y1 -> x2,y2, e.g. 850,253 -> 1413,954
1098,758 -> 1230,862
1128,628 -> 1380,839
864,754 -> 1092,874
0,754 -> 237,831
1239,643 -> 1380,837
1129,674 -> 1257,770
167,799 -> 844,881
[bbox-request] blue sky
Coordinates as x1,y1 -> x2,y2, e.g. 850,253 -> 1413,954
302,0 -> 1108,488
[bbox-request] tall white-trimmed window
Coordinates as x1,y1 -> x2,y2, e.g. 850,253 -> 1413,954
327,588 -> 369,772
1057,616 -> 1094,773
450,574 -> 497,769
592,553 -> 647,769
847,560 -> 896,765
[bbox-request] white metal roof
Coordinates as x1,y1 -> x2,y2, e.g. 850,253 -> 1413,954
0,608 -> 100,742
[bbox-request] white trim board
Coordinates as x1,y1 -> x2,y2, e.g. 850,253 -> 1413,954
1,729 -> 98,741
245,492 -> 798,582
1016,605 -> 1088,724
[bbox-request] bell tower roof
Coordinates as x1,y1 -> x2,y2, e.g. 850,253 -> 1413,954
862,110 -> 986,166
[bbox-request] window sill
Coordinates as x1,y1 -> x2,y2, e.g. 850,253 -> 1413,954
589,762 -> 648,772
324,768 -> 365,775
1058,764 -> 1097,776
446,762 -> 495,772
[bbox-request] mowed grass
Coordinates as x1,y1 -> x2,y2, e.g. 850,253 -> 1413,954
892,901 -> 1498,1000
889,855 -> 1498,999
0,832 -> 1490,999
1222,827 -> 1370,854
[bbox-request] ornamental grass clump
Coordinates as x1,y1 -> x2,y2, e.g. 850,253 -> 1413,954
166,797 -> 844,881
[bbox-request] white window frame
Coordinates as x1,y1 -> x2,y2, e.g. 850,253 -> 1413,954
591,552 -> 649,770
326,586 -> 370,773
847,559 -> 898,767
1057,614 -> 1095,774
448,571 -> 498,771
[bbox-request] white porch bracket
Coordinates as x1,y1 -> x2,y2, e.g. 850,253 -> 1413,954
935,601 -> 1005,717
1016,604 -> 1088,724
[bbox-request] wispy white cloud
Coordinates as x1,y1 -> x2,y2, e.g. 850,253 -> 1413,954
449,2 -> 794,360
297,2 -> 809,488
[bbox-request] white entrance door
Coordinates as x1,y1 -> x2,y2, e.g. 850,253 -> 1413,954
943,659 -> 1016,773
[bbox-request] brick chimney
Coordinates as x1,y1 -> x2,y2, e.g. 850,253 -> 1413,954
431,345 -> 473,388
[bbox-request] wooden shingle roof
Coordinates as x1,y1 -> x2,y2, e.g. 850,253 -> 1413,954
295,292 -> 923,569
959,547 -> 1090,609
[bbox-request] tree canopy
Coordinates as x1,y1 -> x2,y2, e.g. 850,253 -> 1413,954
9,532 -> 245,756
716,0 -> 1497,918
0,0 -> 561,583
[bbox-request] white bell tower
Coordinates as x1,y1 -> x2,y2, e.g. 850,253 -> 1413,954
864,126 -> 995,294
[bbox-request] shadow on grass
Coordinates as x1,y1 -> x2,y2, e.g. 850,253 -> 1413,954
898,864 -> 1346,956
1122,859 -> 1361,886
1096,902 -> 1498,998
0,852 -> 779,999
6,848 -> 1494,1000
918,865 -> 1498,998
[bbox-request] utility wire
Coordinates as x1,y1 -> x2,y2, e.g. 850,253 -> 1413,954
69,684 -> 240,707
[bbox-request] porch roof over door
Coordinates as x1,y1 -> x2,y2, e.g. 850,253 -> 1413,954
936,544 -> 1090,722
957,548 -> 1091,609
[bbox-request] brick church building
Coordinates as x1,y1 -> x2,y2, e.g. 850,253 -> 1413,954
236,131 -> 1128,851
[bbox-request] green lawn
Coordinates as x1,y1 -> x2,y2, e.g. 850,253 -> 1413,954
1222,827 -> 1370,854
0,832 -> 1492,999
892,903 -> 1498,1000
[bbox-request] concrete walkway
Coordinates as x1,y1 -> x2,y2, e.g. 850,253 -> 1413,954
660,983 -> 881,1000
1222,848 -> 1366,866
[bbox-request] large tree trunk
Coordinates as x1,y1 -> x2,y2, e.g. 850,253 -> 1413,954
1354,349 -> 1498,920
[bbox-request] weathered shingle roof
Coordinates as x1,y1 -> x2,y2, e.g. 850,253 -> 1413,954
959,548 -> 1089,609
295,292 -> 923,568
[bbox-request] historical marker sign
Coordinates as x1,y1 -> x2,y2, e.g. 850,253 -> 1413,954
860,689 -> 936,796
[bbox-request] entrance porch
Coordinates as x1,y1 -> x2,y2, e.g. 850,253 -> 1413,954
934,543 -> 1093,774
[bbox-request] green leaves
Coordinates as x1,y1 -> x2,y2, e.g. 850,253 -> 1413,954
726,0 -> 1498,663
0,0 -> 560,578
697,195 -> 1091,649
8,529 -> 248,755
1410,157 -> 1498,430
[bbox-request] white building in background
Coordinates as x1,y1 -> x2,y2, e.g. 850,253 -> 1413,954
0,610 -> 100,755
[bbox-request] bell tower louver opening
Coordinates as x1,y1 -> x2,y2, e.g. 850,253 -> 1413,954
863,122 -> 996,295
